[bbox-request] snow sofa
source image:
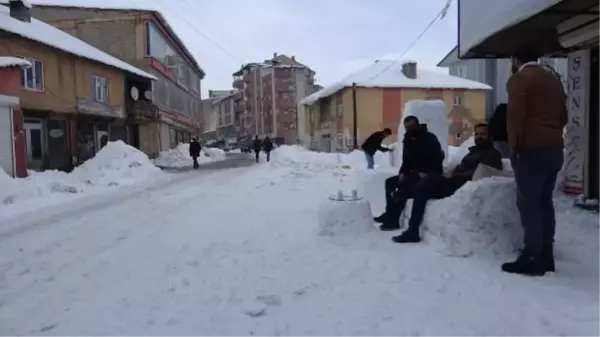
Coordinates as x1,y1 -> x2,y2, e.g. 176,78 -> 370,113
357,163 -> 522,257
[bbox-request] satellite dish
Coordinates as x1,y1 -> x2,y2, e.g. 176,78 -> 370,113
144,90 -> 153,100
130,86 -> 139,100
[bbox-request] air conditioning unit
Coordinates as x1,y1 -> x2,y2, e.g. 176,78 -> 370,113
557,8 -> 599,48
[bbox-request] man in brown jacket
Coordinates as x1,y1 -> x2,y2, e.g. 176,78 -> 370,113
502,47 -> 567,276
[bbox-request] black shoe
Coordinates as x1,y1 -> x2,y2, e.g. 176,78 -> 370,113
373,214 -> 387,223
542,245 -> 555,272
379,222 -> 400,231
501,251 -> 546,276
392,230 -> 420,243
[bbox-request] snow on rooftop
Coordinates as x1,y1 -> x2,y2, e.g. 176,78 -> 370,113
0,56 -> 31,68
301,59 -> 492,105
458,0 -> 562,57
0,5 -> 156,81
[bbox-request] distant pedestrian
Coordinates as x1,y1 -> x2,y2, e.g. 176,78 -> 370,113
361,128 -> 392,169
189,137 -> 201,169
252,135 -> 262,163
263,136 -> 274,162
502,46 -> 567,276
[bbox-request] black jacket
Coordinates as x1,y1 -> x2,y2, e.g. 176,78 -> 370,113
488,104 -> 508,142
189,140 -> 201,157
253,139 -> 262,151
361,131 -> 389,155
399,126 -> 444,175
452,142 -> 503,182
263,139 -> 274,152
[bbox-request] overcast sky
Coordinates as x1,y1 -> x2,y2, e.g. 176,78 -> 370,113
31,0 -> 458,96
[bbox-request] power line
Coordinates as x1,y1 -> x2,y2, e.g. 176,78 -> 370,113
146,0 -> 244,63
358,1 -> 451,83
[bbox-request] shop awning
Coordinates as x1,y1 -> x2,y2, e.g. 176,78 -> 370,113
458,0 -> 599,59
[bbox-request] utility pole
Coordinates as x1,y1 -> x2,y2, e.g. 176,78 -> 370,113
352,82 -> 358,149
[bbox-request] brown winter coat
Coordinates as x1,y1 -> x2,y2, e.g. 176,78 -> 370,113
506,65 -> 567,153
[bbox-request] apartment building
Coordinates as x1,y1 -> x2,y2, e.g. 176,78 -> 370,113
30,4 -> 205,157
231,53 -> 316,144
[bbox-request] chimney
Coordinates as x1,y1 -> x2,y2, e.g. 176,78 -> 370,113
8,0 -> 31,23
273,52 -> 278,58
291,56 -> 295,61
401,61 -> 417,79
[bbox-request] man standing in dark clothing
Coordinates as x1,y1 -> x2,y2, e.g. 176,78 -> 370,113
392,123 -> 503,243
252,136 -> 262,163
189,137 -> 201,169
361,128 -> 392,169
502,46 -> 567,276
374,116 -> 445,231
262,136 -> 274,162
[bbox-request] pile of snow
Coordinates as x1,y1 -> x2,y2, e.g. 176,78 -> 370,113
1,141 -> 163,207
317,194 -> 374,236
422,177 -> 522,257
71,141 -> 162,186
153,143 -> 226,168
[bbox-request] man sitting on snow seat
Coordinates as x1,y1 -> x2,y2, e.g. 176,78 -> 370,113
392,123 -> 503,243
374,116 -> 444,231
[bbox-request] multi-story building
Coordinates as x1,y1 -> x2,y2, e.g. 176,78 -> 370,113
200,89 -> 233,141
0,0 -> 156,173
212,90 -> 238,142
30,4 -> 205,157
437,46 -> 568,119
301,60 -> 492,152
231,53 -> 316,144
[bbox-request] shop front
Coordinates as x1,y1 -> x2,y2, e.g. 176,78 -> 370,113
22,109 -> 73,172
458,0 -> 599,201
75,98 -> 127,165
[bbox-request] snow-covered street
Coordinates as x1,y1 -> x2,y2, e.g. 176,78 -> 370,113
0,146 -> 598,336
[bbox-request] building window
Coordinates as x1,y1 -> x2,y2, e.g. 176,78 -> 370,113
453,94 -> 463,106
455,132 -> 462,139
335,96 -> 343,116
20,58 -> 44,91
92,76 -> 108,103
336,133 -> 343,149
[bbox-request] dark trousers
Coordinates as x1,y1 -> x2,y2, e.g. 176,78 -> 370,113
192,155 -> 199,169
384,174 -> 420,219
254,150 -> 260,162
406,174 -> 465,231
265,151 -> 271,162
511,147 -> 563,256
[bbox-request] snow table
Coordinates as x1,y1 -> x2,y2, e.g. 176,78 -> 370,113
317,190 -> 374,236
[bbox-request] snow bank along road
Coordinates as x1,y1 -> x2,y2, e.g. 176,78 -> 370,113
0,153 -> 255,241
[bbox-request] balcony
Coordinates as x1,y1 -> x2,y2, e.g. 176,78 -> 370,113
233,77 -> 245,89
126,100 -> 160,121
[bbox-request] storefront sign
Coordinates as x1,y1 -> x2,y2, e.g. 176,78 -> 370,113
564,49 -> 589,194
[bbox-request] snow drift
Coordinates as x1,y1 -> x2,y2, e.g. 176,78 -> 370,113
1,141 -> 163,206
154,143 -> 226,168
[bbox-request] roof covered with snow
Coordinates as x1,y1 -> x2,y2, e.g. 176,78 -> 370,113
458,0 -> 562,58
0,56 -> 31,68
300,60 -> 492,106
0,5 -> 156,80
21,1 -> 205,77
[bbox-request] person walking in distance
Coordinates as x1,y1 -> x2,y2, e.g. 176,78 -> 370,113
252,135 -> 262,163
502,46 -> 568,276
361,128 -> 392,169
262,136 -> 274,162
189,137 -> 201,169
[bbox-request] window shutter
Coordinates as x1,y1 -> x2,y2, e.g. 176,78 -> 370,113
91,76 -> 96,101
103,78 -> 109,102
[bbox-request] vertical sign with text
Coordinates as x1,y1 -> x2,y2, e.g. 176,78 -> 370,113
564,49 -> 589,194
